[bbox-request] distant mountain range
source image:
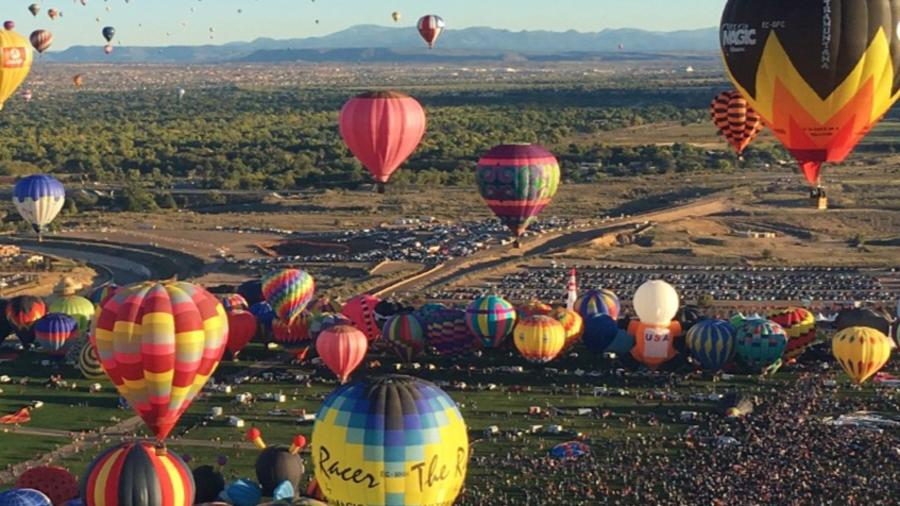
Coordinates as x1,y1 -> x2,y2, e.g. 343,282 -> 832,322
45,25 -> 719,64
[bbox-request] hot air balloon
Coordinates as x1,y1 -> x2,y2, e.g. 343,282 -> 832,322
735,319 -> 787,373
582,314 -> 619,354
720,0 -> 900,193
768,307 -> 816,361
254,445 -> 305,498
78,341 -> 105,379
417,14 -> 445,49
222,479 -> 261,506
414,302 -> 447,327
465,294 -> 516,349
315,324 -> 367,383
29,30 -> 52,54
28,4 -> 41,18
226,309 -> 257,359
0,30 -> 32,111
101,26 -> 115,43
3,21 -> 15,31
193,465 -> 225,505
80,441 -> 195,506
391,11 -> 401,22
517,299 -> 552,319
6,295 -> 46,346
0,489 -> 50,506
340,294 -> 382,341
220,293 -> 249,312
575,288 -> 620,321
312,375 -> 468,506
34,313 -> 77,357
177,88 -> 186,101
237,279 -> 264,306
250,301 -> 275,340
710,90 -> 763,156
425,308 -> 480,356
514,315 -> 565,363
338,91 -> 426,192
551,307 -> 584,351
72,74 -> 83,88
549,441 -> 591,460
49,295 -> 94,336
89,283 -> 118,309
261,268 -> 315,324
630,320 -> 682,369
834,308 -> 891,336
633,280 -> 679,326
47,9 -> 58,20
91,281 -> 228,442
15,466 -> 78,506
685,319 -> 737,371
272,313 -> 312,358
103,44 -> 112,55
13,175 -> 64,239
476,144 -> 560,247
383,313 -> 426,362
832,326 -> 893,384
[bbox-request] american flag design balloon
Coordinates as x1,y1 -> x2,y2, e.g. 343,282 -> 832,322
312,375 -> 468,506
465,294 -> 516,349
91,281 -> 228,442
262,269 -> 315,324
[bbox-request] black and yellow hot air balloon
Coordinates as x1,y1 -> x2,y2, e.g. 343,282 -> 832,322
720,1 -> 900,191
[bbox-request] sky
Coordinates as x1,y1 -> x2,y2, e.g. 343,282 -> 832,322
8,0 -> 728,49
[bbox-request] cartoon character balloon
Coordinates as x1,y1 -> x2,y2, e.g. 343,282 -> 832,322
513,315 -> 566,363
312,375 -> 468,506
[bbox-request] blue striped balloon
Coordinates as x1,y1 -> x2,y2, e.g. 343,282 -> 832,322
465,294 -> 517,348
575,289 -> 620,321
685,319 -> 736,371
12,175 -> 65,235
0,489 -> 52,506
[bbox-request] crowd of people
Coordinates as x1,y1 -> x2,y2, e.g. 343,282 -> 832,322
436,264 -> 897,307
458,372 -> 900,505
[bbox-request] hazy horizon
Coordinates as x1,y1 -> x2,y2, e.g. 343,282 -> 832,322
5,0 -> 727,49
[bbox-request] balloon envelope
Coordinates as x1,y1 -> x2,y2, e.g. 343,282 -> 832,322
0,30 -> 33,110
465,294 -> 516,349
315,324 -> 368,383
633,280 -> 679,325
13,175 -> 65,234
311,375 -> 467,506
832,326 -> 893,384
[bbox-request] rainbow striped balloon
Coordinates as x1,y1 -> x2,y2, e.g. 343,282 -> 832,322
383,313 -> 427,362
575,289 -> 620,321
261,269 -> 315,324
514,315 -> 566,363
465,294 -> 516,349
685,319 -> 736,371
80,441 -> 195,506
91,281 -> 228,442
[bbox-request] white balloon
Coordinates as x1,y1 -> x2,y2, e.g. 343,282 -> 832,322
633,280 -> 679,325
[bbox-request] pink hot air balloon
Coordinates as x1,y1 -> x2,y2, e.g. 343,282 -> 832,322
338,91 -> 426,193
316,324 -> 368,383
340,294 -> 382,341
104,44 -> 113,55
4,21 -> 15,31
